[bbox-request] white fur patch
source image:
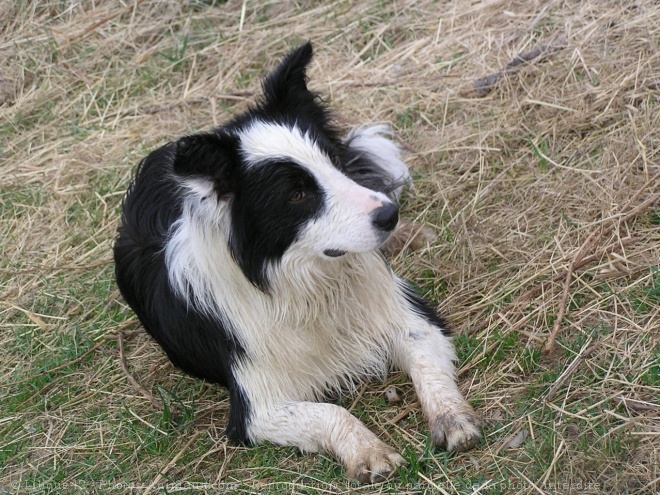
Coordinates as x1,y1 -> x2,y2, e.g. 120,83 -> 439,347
239,121 -> 331,172
167,197 -> 413,406
179,177 -> 215,199
249,401 -> 406,483
167,207 -> 402,404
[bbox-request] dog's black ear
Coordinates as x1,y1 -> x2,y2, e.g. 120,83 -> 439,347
262,41 -> 314,104
172,133 -> 238,197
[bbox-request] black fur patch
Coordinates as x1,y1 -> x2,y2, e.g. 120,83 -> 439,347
114,146 -> 251,442
229,161 -> 325,290
400,280 -> 451,337
172,132 -> 239,198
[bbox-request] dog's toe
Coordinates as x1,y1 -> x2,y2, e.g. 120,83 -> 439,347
431,403 -> 482,452
349,446 -> 407,484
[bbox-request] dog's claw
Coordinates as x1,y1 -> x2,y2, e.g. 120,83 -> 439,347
349,447 -> 407,484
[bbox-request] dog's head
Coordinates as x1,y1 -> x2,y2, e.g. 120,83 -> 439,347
172,42 -> 399,290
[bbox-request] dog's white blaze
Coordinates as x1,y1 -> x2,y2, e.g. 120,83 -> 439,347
239,121 -> 329,171
167,185 -> 421,399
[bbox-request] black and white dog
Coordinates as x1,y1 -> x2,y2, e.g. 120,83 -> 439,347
114,42 -> 480,483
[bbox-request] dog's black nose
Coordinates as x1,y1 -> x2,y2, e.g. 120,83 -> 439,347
372,203 -> 399,232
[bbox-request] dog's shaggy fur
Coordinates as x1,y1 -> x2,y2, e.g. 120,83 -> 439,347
113,42 -> 481,483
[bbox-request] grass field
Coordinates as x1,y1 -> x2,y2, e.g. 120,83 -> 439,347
1,1 -> 659,494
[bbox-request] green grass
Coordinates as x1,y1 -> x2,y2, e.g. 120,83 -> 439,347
630,267 -> 660,315
157,34 -> 190,71
527,136 -> 550,172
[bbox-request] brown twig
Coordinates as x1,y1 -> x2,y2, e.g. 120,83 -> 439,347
390,401 -> 420,424
543,344 -> 597,402
493,424 -> 527,456
347,382 -> 369,412
117,331 -> 166,412
544,265 -> 576,355
614,397 -> 660,413
545,178 -> 659,353
2,322 -> 142,389
469,237 -> 636,335
466,43 -> 564,97
544,229 -> 604,355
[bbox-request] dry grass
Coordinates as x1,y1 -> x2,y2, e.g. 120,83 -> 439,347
1,1 -> 659,494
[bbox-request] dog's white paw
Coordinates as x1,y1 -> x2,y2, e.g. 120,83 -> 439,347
430,402 -> 482,452
346,443 -> 407,484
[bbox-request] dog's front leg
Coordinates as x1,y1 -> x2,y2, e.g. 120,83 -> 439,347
396,320 -> 481,452
249,401 -> 406,483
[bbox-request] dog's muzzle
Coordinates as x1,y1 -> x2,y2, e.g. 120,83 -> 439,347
323,203 -> 399,258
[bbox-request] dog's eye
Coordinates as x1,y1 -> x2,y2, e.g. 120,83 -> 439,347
290,190 -> 306,202
331,155 -> 342,168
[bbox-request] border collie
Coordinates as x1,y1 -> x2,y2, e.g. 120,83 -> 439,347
114,42 -> 480,483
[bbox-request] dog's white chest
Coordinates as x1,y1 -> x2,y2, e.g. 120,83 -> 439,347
230,254 -> 404,404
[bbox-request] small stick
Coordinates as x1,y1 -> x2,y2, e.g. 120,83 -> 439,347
614,397 -> 660,413
347,382 -> 369,412
493,424 -> 525,456
545,249 -> 591,355
118,332 -> 165,412
1,323 -> 143,389
543,344 -> 597,402
469,237 -> 635,335
545,180 -> 659,353
390,401 -> 420,424
544,229 -> 594,354
545,272 -> 572,355
469,43 -> 564,97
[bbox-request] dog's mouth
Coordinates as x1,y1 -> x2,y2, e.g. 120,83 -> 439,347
323,249 -> 347,258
